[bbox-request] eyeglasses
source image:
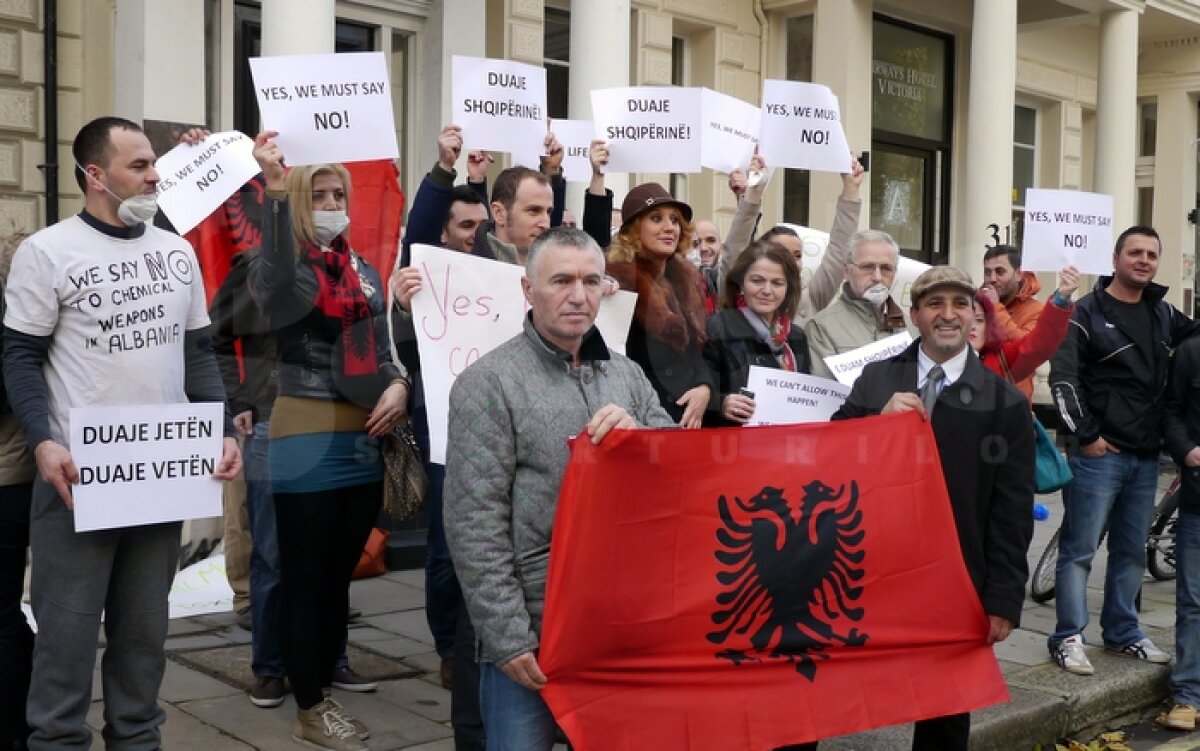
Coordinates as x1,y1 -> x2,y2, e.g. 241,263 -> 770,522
849,262 -> 896,275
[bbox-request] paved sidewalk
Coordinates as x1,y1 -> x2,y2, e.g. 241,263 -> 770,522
79,473 -> 1188,750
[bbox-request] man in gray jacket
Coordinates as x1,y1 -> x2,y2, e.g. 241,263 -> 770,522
444,227 -> 674,751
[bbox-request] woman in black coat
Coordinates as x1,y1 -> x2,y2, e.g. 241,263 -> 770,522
703,239 -> 811,427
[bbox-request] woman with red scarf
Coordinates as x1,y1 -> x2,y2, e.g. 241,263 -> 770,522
248,131 -> 408,750
702,239 -> 812,426
970,265 -> 1079,398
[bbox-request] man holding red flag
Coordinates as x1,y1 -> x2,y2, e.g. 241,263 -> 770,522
444,227 -> 674,751
823,265 -> 1034,749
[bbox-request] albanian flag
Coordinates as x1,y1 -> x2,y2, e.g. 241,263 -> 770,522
539,412 -> 1008,750
184,160 -> 404,306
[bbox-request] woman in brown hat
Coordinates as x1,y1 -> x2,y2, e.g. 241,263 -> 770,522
582,140 -> 714,427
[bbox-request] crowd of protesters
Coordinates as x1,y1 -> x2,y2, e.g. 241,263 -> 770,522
0,108 -> 1197,751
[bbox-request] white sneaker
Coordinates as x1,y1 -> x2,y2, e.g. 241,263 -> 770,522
1108,636 -> 1172,664
1051,634 -> 1094,675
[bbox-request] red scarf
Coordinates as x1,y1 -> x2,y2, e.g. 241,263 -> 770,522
737,298 -> 797,372
303,236 -> 378,377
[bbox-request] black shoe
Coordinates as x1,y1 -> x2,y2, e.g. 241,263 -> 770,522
235,607 -> 252,631
330,666 -> 378,693
250,676 -> 286,708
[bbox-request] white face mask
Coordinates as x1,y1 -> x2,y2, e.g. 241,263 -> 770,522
79,162 -> 159,225
861,283 -> 890,306
313,210 -> 350,245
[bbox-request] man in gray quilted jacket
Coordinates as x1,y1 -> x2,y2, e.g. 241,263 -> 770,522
444,227 -> 674,751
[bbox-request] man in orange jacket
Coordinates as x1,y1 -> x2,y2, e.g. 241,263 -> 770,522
979,244 -> 1045,399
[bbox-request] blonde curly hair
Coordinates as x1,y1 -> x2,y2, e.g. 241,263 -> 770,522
608,206 -> 694,264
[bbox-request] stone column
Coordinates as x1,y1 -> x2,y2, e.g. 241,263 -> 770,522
960,0 -> 1016,275
114,0 -> 207,123
261,0 -> 334,57
810,0 -> 872,231
1094,8 -> 1139,232
568,0 -> 631,208
1151,88 -> 1194,309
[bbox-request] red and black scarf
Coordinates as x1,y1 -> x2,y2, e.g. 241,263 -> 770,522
303,236 -> 378,377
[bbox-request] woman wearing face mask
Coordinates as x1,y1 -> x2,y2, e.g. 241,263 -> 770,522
703,240 -> 811,427
583,142 -> 714,427
247,131 -> 408,751
970,265 -> 1079,400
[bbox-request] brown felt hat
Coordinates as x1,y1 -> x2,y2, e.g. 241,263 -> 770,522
620,182 -> 693,229
909,265 -> 976,305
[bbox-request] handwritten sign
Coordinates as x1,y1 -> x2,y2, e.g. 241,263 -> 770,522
155,131 -> 260,234
700,88 -> 761,174
823,332 -> 914,387
409,244 -> 636,464
168,553 -> 235,618
591,86 -> 702,174
69,403 -> 223,532
452,55 -> 547,160
758,80 -> 852,173
249,51 -> 398,166
1021,189 -> 1114,275
745,366 -> 850,425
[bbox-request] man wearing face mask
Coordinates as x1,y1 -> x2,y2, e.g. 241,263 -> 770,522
805,229 -> 911,381
2,116 -> 241,749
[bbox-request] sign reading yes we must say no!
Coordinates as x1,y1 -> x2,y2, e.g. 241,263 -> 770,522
250,51 -> 398,166
155,131 -> 260,235
1021,189 -> 1114,275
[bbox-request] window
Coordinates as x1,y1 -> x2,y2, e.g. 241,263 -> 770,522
544,6 -> 570,120
669,35 -> 687,199
1011,104 -> 1037,246
869,16 -> 953,263
1140,100 -> 1158,159
782,16 -> 814,227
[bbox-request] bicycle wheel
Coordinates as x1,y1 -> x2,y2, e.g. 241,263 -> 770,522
1031,527 -> 1061,603
1148,508 -> 1178,581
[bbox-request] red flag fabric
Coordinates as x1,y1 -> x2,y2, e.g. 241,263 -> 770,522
183,160 -> 404,305
345,160 -> 404,281
539,412 -> 1008,750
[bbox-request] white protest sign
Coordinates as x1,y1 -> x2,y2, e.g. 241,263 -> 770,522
758,80 -> 852,173
249,51 -> 398,166
1021,189 -> 1114,275
823,332 -> 914,387
69,403 -> 223,532
453,56 -> 547,161
700,88 -> 761,174
410,244 -> 636,464
550,119 -> 596,183
169,553 -> 235,619
745,367 -> 850,425
591,87 -> 702,174
154,131 -> 260,235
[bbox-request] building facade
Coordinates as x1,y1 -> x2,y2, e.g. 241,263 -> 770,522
2,0 -> 1199,309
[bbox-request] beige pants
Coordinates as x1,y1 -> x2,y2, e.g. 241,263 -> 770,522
222,461 -> 251,612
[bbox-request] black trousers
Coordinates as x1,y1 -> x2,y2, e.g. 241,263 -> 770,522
274,482 -> 381,709
0,482 -> 32,750
779,712 -> 970,751
451,591 -> 484,751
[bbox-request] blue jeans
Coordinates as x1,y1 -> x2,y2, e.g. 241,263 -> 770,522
479,662 -> 556,751
245,421 -> 285,678
1051,450 -> 1158,649
1172,509 -> 1200,706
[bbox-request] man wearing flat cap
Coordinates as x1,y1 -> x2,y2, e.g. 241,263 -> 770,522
821,265 -> 1035,751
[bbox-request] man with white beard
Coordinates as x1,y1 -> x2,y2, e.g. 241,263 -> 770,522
804,230 -> 910,380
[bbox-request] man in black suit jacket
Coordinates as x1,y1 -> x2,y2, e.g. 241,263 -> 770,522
828,265 -> 1035,751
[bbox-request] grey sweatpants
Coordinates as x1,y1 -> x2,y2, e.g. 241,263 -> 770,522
26,478 -> 181,750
